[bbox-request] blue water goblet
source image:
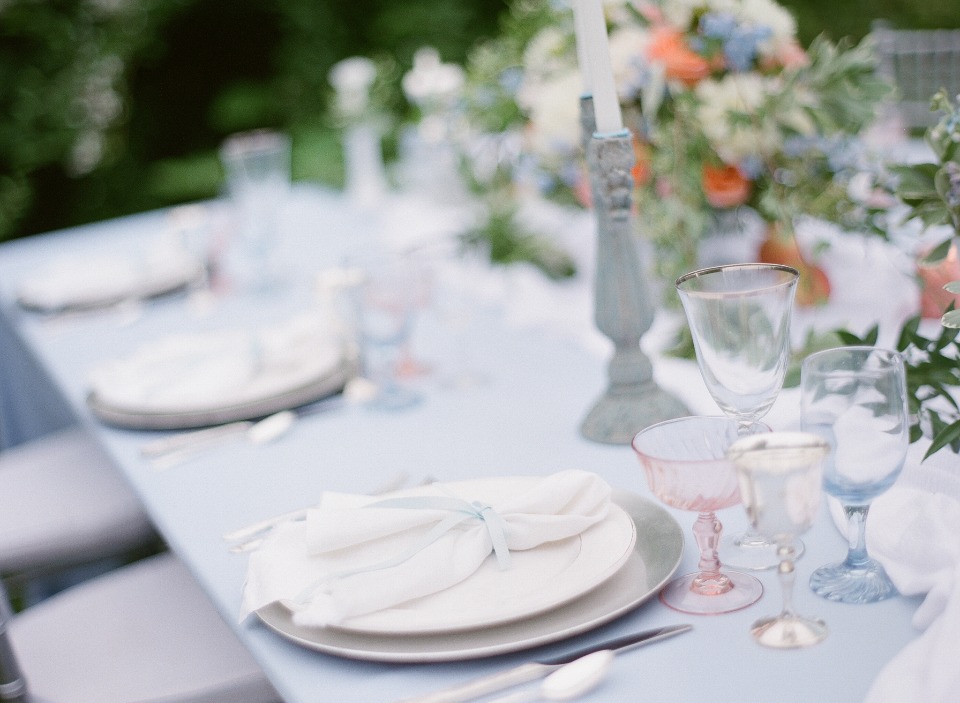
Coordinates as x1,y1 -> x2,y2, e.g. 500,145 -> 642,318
800,346 -> 909,603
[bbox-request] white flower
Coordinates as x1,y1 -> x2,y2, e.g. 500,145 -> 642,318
737,0 -> 796,42
522,26 -> 575,86
329,57 -> 377,117
402,47 -> 466,105
608,26 -> 651,99
519,70 -> 582,159
696,74 -> 780,162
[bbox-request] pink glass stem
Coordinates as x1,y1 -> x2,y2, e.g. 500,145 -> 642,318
691,511 -> 733,596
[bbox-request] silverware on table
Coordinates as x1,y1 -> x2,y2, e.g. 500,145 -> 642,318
396,623 -> 692,703
140,394 -> 347,468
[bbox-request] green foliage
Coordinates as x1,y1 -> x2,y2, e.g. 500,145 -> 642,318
1,0 -> 957,244
460,199 -> 577,280
835,319 -> 960,460
0,0 -> 507,242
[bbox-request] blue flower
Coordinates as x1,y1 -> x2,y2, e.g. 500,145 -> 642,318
700,13 -> 737,40
739,155 -> 764,179
724,26 -> 772,72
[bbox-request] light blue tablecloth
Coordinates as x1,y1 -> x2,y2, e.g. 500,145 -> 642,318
0,186 -> 923,702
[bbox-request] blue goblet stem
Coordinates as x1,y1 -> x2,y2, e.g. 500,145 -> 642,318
843,504 -> 871,567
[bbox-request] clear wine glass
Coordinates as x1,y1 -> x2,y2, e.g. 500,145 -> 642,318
631,416 -> 766,615
218,130 -> 291,293
800,346 -> 909,603
349,254 -> 424,411
676,263 -> 799,570
728,431 -> 831,648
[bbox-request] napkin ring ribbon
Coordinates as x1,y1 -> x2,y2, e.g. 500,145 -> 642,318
364,495 -> 512,570
291,496 -> 511,606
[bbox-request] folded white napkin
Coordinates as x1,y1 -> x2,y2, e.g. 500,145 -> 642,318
239,470 -> 612,628
833,443 -> 960,703
89,314 -> 344,412
17,243 -> 203,311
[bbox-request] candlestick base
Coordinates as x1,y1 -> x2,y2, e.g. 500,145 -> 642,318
580,344 -> 689,444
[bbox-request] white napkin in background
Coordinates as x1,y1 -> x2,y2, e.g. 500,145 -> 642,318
831,443 -> 960,703
17,242 -> 203,311
88,313 -> 344,412
239,470 -> 612,627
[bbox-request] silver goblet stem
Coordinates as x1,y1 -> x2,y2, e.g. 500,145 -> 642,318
579,96 -> 688,444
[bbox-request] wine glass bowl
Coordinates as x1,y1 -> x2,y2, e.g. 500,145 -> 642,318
631,416 -> 765,615
676,263 -> 799,423
728,432 -> 830,648
675,263 -> 799,571
801,346 -> 909,604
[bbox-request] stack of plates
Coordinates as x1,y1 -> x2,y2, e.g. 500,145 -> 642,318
87,315 -> 354,429
256,477 -> 684,662
16,249 -> 205,313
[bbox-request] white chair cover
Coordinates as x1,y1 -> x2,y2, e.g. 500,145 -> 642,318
9,552 -> 280,703
0,427 -> 156,576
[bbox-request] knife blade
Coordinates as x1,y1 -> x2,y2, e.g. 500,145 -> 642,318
140,393 -> 347,461
397,623 -> 692,703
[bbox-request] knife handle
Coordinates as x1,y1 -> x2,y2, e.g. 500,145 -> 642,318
398,662 -> 554,703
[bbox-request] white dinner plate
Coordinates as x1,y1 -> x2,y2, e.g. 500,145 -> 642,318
86,316 -> 355,430
16,250 -> 204,313
255,489 -> 683,662
322,479 -> 637,635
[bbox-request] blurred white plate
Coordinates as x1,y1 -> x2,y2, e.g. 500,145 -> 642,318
16,249 -> 204,313
87,315 -> 354,430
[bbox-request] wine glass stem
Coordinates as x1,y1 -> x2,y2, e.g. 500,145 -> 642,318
843,504 -> 872,568
693,511 -> 723,574
777,545 -> 797,617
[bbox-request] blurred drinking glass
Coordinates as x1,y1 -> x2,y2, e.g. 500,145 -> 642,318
219,129 -> 291,292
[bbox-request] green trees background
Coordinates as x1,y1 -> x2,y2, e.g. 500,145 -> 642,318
1,0 -> 957,242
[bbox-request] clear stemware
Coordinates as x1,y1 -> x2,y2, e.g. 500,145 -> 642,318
728,432 -> 831,648
676,263 -> 799,570
218,129 -> 292,293
348,253 -> 424,411
631,416 -> 765,615
800,346 -> 909,603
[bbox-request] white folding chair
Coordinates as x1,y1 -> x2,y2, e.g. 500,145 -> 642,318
0,551 -> 281,703
0,427 -> 158,596
872,23 -> 960,130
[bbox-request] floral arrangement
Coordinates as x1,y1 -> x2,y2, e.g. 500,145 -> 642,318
457,0 -> 892,290
890,89 -> 960,325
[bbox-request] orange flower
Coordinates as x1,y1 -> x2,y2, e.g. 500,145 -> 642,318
631,136 -> 652,186
702,164 -> 751,208
646,27 -> 711,86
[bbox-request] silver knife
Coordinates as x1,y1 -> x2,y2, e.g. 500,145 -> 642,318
140,394 -> 346,460
397,623 -> 692,703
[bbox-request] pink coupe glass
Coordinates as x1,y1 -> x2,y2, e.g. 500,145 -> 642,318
632,416 -> 765,614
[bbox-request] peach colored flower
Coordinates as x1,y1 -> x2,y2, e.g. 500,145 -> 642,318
631,136 -> 652,187
646,27 -> 711,86
702,164 -> 752,208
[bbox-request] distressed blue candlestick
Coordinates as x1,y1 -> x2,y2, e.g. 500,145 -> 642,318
579,96 -> 688,444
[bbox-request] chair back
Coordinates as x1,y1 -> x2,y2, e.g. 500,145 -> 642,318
872,23 -> 960,129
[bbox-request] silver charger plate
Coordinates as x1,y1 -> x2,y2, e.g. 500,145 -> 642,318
255,488 -> 684,663
87,358 -> 356,430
